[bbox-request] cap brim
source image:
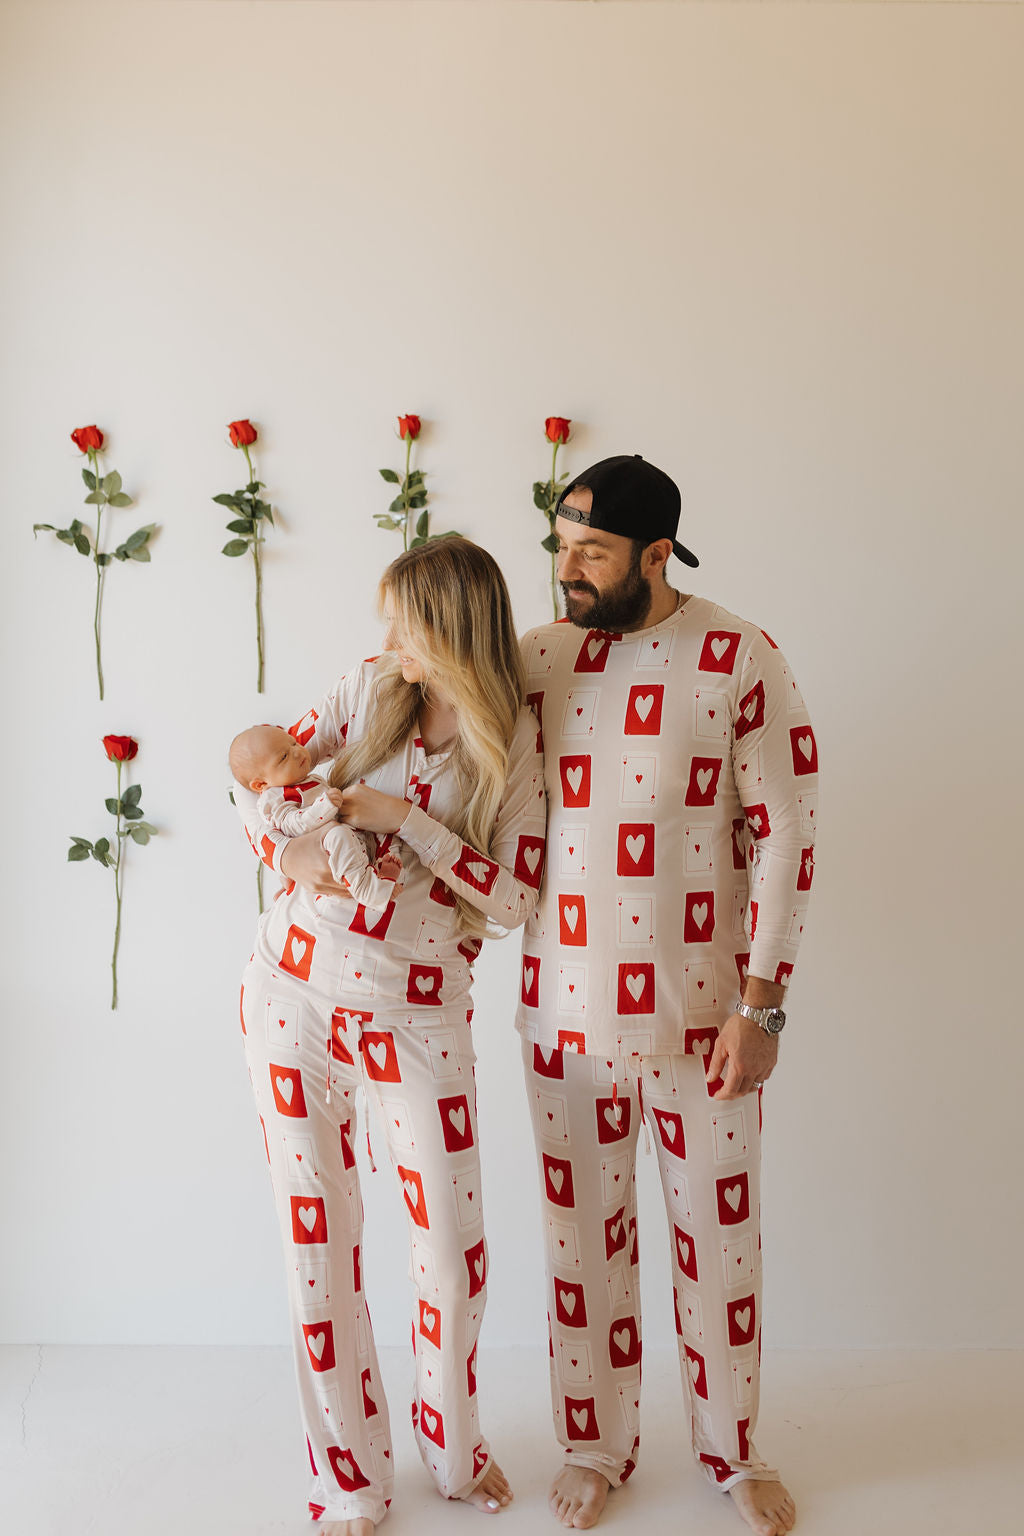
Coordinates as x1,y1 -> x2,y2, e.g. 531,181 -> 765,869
673,540 -> 699,568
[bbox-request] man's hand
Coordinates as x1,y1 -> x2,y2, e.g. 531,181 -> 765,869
707,1013 -> 780,1099
278,826 -> 348,897
338,784 -> 411,835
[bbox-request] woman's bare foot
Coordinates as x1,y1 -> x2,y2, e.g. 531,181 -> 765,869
461,1458 -> 513,1512
549,1465 -> 611,1528
729,1478 -> 796,1535
319,1521 -> 375,1536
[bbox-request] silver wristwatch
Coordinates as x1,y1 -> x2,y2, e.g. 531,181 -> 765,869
734,1001 -> 786,1036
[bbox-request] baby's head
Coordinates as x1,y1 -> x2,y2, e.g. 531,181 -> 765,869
230,724 -> 313,793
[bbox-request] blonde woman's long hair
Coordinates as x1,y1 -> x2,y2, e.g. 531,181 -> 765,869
329,538 -> 526,937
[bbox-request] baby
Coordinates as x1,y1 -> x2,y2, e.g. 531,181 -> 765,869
230,723 -> 402,911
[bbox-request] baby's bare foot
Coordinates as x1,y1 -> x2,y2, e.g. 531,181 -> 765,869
549,1465 -> 611,1528
729,1478 -> 796,1535
460,1457 -> 513,1512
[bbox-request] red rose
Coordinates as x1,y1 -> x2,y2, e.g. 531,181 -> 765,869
228,419 -> 258,448
71,425 -> 104,453
102,735 -> 139,762
398,415 -> 422,441
544,417 -> 571,445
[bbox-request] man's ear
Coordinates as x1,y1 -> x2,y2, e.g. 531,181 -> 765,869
644,538 -> 673,579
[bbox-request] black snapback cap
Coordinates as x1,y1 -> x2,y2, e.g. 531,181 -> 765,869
556,454 -> 699,568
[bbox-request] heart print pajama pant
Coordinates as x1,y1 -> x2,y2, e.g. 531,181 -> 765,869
241,954 -> 492,1524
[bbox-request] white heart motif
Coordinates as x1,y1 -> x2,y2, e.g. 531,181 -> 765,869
415,975 -> 434,994
571,1407 -> 589,1431
403,1178 -> 420,1209
524,965 -> 535,993
307,1331 -> 326,1361
524,845 -> 541,874
696,767 -> 713,794
612,1327 -> 631,1355
744,695 -> 759,720
634,693 -> 654,722
625,833 -> 646,863
559,1289 -> 576,1316
710,637 -> 729,661
691,902 -> 708,930
625,973 -> 646,1002
724,1184 -> 743,1212
466,860 -> 489,884
587,637 -> 604,661
734,1306 -> 751,1333
448,1106 -> 466,1136
367,1041 -> 388,1071
297,1205 -> 318,1232
563,904 -> 579,933
422,1408 -> 437,1435
677,1236 -> 690,1267
689,1356 -> 701,1383
691,1037 -> 710,1056
422,1309 -> 436,1334
548,1167 -> 564,1194
658,1113 -> 678,1144
603,1106 -> 621,1131
566,766 -> 583,796
798,734 -> 813,760
474,1254 -> 485,1279
610,1220 -> 623,1243
274,1075 -> 294,1104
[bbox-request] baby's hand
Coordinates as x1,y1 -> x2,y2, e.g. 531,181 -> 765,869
378,853 -> 403,883
324,787 -> 346,812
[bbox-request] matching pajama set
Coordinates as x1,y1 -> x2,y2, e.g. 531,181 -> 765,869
258,776 -> 400,912
516,597 -> 818,1491
236,658 -> 546,1524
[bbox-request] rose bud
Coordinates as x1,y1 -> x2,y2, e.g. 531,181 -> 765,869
71,425 -> 105,453
228,419 -> 258,448
397,415 -> 422,441
102,735 -> 139,762
544,417 -> 571,445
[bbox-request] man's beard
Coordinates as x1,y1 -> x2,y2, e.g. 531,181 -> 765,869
561,552 -> 652,631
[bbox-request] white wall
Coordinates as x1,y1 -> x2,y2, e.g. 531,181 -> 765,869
1,0 -> 1021,1352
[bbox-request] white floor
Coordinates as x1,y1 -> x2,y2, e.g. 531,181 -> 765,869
1,1344 -> 1020,1535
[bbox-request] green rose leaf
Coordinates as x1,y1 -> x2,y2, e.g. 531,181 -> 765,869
123,784 -> 142,807
108,492 -> 133,508
94,837 -> 110,855
128,825 -> 150,844
122,804 -> 143,820
32,523 -> 57,534
541,531 -> 560,553
125,525 -> 156,549
132,821 -> 157,835
81,469 -> 97,490
222,539 -> 250,556
409,536 -> 427,549
105,797 -> 120,815
247,480 -> 262,494
83,491 -> 107,506
70,836 -> 92,847
379,468 -> 400,484
74,534 -> 91,556
101,470 -> 122,496
67,844 -> 91,862
407,493 -> 427,510
415,511 -> 429,538
374,516 -> 400,531
534,486 -> 552,511
387,495 -> 406,514
128,545 -> 151,562
226,518 -> 253,535
97,551 -> 112,566
212,493 -> 244,509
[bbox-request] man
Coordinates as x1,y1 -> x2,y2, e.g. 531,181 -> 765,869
517,455 -> 816,1535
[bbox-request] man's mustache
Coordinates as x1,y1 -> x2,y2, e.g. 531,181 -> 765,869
562,582 -> 598,598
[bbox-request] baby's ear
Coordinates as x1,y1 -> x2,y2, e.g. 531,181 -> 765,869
250,777 -> 268,793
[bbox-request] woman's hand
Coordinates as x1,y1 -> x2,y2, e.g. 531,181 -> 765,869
338,784 -> 412,835
278,826 -> 348,896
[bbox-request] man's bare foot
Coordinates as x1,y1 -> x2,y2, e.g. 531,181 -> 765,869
319,1521 -> 375,1536
729,1478 -> 796,1535
461,1458 -> 513,1512
549,1465 -> 611,1528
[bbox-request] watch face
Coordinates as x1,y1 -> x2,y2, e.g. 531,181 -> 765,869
765,1009 -> 785,1035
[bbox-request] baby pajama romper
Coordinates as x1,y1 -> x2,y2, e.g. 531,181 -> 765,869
516,598 -> 818,1491
236,659 -> 546,1523
258,777 -> 400,911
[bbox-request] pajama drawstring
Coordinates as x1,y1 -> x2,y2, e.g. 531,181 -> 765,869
326,1014 -> 379,1171
611,1048 -> 652,1156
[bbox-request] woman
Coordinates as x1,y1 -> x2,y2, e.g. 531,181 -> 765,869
235,538 -> 546,1534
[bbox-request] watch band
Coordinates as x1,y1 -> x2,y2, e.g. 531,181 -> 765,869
734,1000 -> 786,1035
